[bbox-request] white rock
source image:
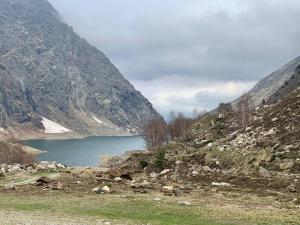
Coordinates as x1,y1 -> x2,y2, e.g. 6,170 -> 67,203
154,197 -> 162,202
9,164 -> 21,172
271,117 -> 278,122
211,182 -> 231,187
5,183 -> 15,190
178,201 -> 191,206
92,187 -> 100,193
57,164 -> 65,168
47,164 -> 56,170
245,127 -> 252,132
162,185 -> 173,191
207,143 -> 213,147
101,185 -> 110,193
192,171 -> 198,176
149,172 -> 158,178
202,166 -> 212,172
141,180 -> 150,186
175,160 -> 181,165
114,177 -> 122,182
266,128 -> 276,136
160,169 -> 170,175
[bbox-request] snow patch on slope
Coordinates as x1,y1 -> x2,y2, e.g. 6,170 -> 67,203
41,117 -> 72,134
93,116 -> 103,124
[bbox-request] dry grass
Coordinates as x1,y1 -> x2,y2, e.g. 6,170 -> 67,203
0,141 -> 36,164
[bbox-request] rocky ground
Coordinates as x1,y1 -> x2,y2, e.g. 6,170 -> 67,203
0,160 -> 299,225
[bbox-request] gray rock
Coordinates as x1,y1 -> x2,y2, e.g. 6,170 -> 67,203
0,0 -> 161,136
258,167 -> 271,178
177,201 -> 192,206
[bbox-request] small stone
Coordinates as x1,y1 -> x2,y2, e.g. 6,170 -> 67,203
245,127 -> 252,132
47,164 -> 57,170
160,169 -> 170,175
178,201 -> 191,206
92,187 -> 100,193
266,128 -> 276,136
154,197 -> 162,202
192,171 -> 198,176
114,177 -> 122,182
103,222 -> 111,225
259,167 -> 271,178
76,181 -> 82,184
149,172 -> 158,178
141,180 -> 150,187
202,166 -> 212,172
162,185 -> 173,191
211,182 -> 231,187
5,183 -> 15,190
101,185 -> 110,193
175,160 -> 181,165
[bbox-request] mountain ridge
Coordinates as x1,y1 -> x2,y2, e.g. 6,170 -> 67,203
0,0 -> 162,138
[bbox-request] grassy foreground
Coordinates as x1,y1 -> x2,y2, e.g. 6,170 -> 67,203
0,193 -> 299,225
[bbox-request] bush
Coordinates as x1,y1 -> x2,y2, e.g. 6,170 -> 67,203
139,159 -> 149,168
0,141 -> 36,164
154,148 -> 166,169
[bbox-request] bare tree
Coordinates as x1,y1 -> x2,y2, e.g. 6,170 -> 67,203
143,119 -> 168,149
169,112 -> 195,140
237,96 -> 252,129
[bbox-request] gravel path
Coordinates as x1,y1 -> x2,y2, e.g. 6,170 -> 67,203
0,210 -> 128,225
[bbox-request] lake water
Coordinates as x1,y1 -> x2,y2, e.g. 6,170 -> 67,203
24,136 -> 146,166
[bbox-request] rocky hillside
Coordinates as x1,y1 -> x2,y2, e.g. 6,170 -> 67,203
233,56 -> 300,108
0,0 -> 161,138
124,57 -> 300,177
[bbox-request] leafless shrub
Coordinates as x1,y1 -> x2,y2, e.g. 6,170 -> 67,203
169,112 -> 195,140
144,119 -> 168,149
144,110 -> 205,150
0,141 -> 36,164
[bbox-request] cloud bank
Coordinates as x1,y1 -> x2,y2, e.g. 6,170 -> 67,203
49,0 -> 300,116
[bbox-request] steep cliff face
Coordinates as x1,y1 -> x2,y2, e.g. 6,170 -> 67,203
0,0 -> 161,136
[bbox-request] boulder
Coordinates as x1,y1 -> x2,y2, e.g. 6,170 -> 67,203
101,185 -> 110,193
36,176 -> 51,184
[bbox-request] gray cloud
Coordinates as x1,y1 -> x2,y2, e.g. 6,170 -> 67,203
48,0 -> 300,115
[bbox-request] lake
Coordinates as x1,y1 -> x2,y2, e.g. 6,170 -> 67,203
24,136 -> 146,166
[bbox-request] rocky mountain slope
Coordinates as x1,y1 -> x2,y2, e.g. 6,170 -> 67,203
0,0 -> 161,138
233,56 -> 300,108
121,57 -> 300,178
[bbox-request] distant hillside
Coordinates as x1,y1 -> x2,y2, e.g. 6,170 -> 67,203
138,56 -> 300,176
0,0 -> 161,138
233,56 -> 300,108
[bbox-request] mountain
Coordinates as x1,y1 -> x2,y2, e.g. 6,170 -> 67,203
233,56 -> 300,108
0,0 -> 161,138
129,57 -> 300,177
170,57 -> 300,174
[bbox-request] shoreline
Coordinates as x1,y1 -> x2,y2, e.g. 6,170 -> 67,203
19,132 -> 142,141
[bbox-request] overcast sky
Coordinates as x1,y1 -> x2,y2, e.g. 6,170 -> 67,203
49,0 -> 300,117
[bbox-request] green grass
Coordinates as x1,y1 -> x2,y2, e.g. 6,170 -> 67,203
0,194 -> 299,225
